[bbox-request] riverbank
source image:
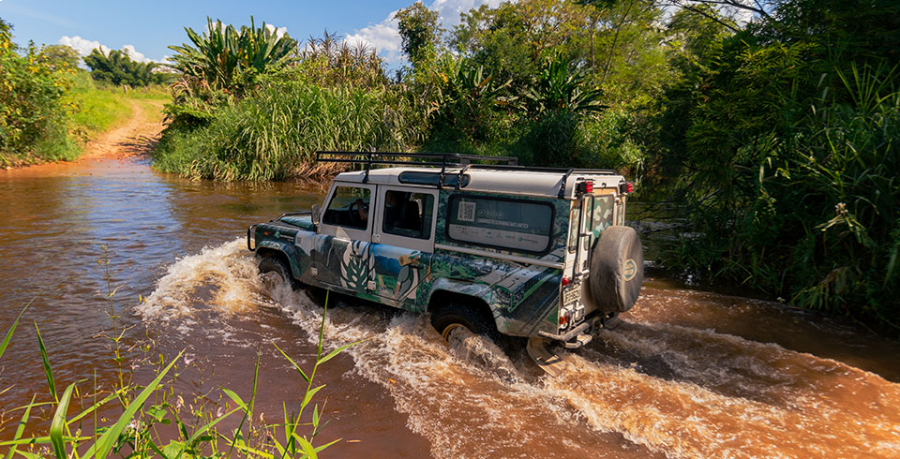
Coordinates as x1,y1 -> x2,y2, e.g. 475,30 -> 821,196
0,77 -> 168,169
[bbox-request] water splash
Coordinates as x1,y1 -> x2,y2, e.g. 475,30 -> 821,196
137,240 -> 900,459
137,239 -> 268,324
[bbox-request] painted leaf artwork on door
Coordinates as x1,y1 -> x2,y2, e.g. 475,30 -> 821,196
340,240 -> 368,290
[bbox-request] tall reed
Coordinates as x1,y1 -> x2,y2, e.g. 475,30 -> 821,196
154,80 -> 415,181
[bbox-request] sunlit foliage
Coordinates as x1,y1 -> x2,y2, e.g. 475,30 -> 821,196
83,48 -> 165,87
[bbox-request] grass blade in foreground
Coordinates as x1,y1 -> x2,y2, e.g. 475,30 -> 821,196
0,301 -> 31,360
6,395 -> 36,459
49,383 -> 75,459
34,322 -> 57,402
84,350 -> 183,458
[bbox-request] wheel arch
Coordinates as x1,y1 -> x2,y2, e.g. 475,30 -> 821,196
427,288 -> 498,333
256,247 -> 296,278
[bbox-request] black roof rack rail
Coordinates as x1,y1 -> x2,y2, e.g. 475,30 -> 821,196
315,151 -> 618,187
316,151 -> 519,183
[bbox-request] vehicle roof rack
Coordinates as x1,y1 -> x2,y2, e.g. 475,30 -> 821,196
315,151 -> 618,188
317,151 -> 518,184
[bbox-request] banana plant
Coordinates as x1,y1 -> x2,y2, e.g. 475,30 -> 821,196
428,58 -> 513,141
524,53 -> 605,117
168,17 -> 298,92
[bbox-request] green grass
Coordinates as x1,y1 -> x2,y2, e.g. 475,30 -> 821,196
65,72 -> 132,140
154,80 -> 412,181
124,84 -> 172,101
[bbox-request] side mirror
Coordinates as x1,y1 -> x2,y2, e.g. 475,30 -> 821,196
311,204 -> 321,226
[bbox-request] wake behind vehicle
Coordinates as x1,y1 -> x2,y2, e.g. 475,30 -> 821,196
247,152 -> 643,374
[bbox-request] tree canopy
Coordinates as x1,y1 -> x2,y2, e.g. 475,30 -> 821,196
83,48 -> 164,87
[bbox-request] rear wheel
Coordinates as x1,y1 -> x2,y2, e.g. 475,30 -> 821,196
258,255 -> 299,290
430,302 -> 498,342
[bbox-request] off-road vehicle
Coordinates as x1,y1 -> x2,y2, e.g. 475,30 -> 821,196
247,152 -> 643,373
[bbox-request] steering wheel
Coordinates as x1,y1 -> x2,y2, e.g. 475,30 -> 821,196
348,199 -> 364,226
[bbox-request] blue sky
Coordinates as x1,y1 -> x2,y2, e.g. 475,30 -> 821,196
0,0 -> 507,65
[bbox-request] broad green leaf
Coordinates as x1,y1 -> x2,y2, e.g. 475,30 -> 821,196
67,391 -> 121,425
49,383 -> 75,458
312,404 -> 319,429
221,389 -> 246,409
292,434 -> 317,459
314,438 -> 341,453
34,322 -> 56,401
301,385 -> 325,409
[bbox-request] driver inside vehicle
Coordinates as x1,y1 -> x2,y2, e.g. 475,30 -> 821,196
356,191 -> 403,226
354,197 -> 369,223
322,186 -> 371,229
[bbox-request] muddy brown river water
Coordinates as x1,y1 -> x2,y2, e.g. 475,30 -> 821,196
1,156 -> 899,458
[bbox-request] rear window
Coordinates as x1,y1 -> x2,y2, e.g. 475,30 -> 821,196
447,195 -> 554,253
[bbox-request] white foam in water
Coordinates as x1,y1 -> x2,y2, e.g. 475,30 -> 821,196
136,239 -> 266,324
137,240 -> 900,459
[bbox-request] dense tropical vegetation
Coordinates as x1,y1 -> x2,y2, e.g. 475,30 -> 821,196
153,1 -> 899,331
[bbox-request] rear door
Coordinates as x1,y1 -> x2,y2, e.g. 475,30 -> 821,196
369,186 -> 438,311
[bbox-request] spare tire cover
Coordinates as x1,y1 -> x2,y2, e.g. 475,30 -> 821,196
585,226 -> 644,314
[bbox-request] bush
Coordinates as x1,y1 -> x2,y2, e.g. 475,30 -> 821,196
0,22 -> 79,165
155,80 -> 415,181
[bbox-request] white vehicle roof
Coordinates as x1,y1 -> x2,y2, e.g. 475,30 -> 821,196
333,167 -> 626,199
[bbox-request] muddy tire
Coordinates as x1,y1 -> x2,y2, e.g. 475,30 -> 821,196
258,255 -> 299,290
431,302 -> 499,342
586,226 -> 643,314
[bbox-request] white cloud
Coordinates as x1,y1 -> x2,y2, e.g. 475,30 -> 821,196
265,24 -> 289,39
58,36 -> 168,64
345,0 -> 514,65
58,36 -> 110,56
345,16 -> 403,63
123,45 -> 151,63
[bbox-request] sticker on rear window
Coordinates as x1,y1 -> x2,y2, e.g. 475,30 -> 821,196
458,201 -> 476,222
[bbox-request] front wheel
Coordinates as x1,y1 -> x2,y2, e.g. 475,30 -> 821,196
430,302 -> 499,342
258,255 -> 299,290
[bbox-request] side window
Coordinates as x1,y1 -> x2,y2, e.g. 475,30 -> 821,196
381,190 -> 434,240
323,186 -> 370,230
568,206 -> 580,253
447,195 -> 554,253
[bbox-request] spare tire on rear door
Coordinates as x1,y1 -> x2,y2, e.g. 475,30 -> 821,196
585,225 -> 643,314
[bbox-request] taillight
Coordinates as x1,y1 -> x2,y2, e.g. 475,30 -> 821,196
577,180 -> 594,194
619,182 -> 634,194
559,309 -> 570,328
561,277 -> 570,286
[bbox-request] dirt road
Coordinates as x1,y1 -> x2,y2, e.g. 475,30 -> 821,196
80,99 -> 166,161
2,99 -> 166,177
